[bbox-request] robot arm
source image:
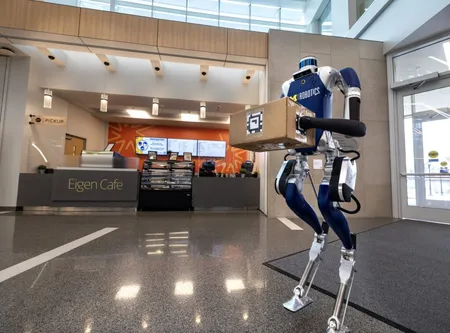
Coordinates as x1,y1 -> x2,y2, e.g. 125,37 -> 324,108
339,68 -> 361,121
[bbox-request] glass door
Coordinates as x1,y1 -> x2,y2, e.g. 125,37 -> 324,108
397,78 -> 450,222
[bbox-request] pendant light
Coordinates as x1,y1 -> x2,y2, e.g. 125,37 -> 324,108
100,94 -> 108,112
200,102 -> 206,119
43,89 -> 52,109
152,98 -> 159,116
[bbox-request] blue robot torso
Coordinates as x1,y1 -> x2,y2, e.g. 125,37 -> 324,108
286,72 -> 333,153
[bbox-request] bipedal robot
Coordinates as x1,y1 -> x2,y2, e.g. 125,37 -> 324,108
275,56 -> 366,333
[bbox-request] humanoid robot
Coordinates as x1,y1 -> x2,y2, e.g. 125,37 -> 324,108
275,56 -> 366,333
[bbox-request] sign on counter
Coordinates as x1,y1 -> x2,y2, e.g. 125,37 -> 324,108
51,170 -> 139,202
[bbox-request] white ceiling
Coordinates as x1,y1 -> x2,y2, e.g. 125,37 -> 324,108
53,89 -> 247,128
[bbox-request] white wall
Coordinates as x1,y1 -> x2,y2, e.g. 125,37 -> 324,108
66,104 -> 107,150
19,47 -> 261,106
351,0 -> 450,53
0,57 -> 29,207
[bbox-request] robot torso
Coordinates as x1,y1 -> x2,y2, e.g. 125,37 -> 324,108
281,66 -> 341,153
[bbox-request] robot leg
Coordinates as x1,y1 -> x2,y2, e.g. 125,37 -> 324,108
282,221 -> 329,312
318,184 -> 356,333
275,155 -> 329,312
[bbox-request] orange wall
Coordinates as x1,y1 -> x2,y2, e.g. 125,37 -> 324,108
108,123 -> 249,173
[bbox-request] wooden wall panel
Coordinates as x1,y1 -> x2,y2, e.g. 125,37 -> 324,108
24,1 -> 80,36
79,9 -> 158,45
0,0 -> 28,29
227,29 -> 267,58
158,20 -> 227,54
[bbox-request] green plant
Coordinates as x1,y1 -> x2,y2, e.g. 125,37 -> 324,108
240,168 -> 247,174
37,165 -> 47,170
252,171 -> 259,178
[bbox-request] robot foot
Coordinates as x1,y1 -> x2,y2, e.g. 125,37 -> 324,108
283,294 -> 313,312
327,324 -> 350,333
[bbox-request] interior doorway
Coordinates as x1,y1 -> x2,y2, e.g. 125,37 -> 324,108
64,134 -> 86,156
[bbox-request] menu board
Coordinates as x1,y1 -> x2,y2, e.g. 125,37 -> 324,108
168,139 -> 198,156
198,140 -> 226,158
135,137 -> 167,155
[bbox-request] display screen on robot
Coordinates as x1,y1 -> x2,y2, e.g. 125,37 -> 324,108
135,137 -> 167,155
168,139 -> 198,156
198,140 -> 226,158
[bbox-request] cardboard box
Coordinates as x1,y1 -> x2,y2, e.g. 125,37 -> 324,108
229,97 -> 316,152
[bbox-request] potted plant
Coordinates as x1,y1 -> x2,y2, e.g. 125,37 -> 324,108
240,168 -> 247,178
252,171 -> 259,178
37,165 -> 47,174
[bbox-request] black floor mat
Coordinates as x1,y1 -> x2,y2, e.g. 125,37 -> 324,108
264,220 -> 450,333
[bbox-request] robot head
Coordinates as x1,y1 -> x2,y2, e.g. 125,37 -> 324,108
293,56 -> 318,80
299,56 -> 318,73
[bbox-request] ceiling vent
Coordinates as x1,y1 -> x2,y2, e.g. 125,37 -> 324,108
0,47 -> 15,57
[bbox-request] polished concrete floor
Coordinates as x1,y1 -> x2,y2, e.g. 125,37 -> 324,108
0,212 -> 401,333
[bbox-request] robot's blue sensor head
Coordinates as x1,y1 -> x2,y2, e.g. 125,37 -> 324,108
299,56 -> 318,72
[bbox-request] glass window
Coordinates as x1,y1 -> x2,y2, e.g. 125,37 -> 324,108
280,8 -> 303,25
115,0 -> 153,17
187,15 -> 219,26
42,0 -> 78,6
394,38 -> 450,82
250,21 -> 279,33
220,19 -> 249,30
220,0 -> 250,19
188,0 -> 218,15
153,0 -> 186,11
319,1 -> 332,36
250,4 -> 279,23
357,0 -> 375,20
153,10 -> 187,22
78,0 -> 111,11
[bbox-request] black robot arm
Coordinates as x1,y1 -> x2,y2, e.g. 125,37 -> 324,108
299,116 -> 366,137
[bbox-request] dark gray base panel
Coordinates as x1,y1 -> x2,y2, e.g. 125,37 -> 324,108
264,220 -> 450,333
193,177 -> 260,210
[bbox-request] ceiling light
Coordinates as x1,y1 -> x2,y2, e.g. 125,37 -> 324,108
115,284 -> 140,300
174,281 -> 194,295
145,243 -> 165,247
43,89 -> 52,109
195,314 -> 201,324
226,279 -> 245,293
200,102 -> 206,119
180,113 -> 199,122
152,98 -> 159,116
100,94 -> 108,112
146,233 -> 164,236
243,312 -> 249,321
127,109 -> 150,119
169,231 -> 189,234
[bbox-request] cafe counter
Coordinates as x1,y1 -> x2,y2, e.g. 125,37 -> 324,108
17,168 -> 140,211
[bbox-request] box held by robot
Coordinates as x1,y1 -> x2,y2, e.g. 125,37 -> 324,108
229,97 -> 315,152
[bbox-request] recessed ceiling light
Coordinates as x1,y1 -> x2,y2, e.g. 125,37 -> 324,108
126,109 -> 150,119
180,113 -> 199,121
